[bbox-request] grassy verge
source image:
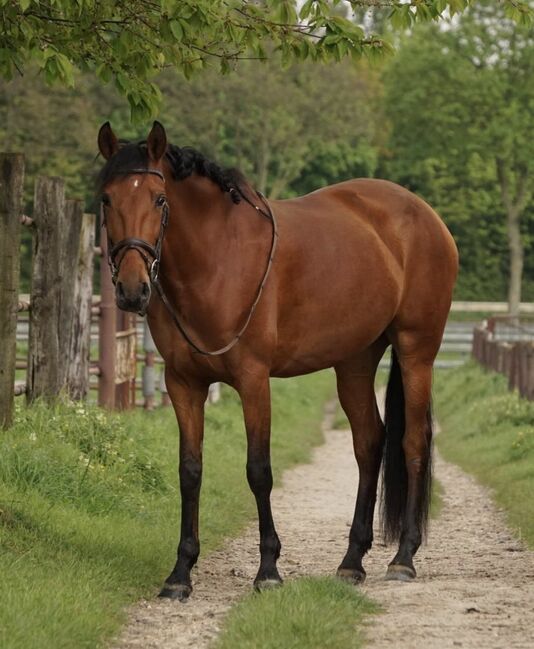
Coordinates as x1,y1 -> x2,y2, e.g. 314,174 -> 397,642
433,362 -> 534,547
0,372 -> 334,649
214,577 -> 378,649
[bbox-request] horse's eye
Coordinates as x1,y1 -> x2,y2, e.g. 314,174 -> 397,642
155,195 -> 167,208
101,194 -> 111,207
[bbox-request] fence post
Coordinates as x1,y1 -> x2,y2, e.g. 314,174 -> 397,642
98,213 -> 116,409
0,154 -> 24,427
67,213 -> 95,400
26,176 -> 66,402
58,199 -> 84,387
115,310 -> 136,410
143,319 -> 156,410
526,343 -> 534,401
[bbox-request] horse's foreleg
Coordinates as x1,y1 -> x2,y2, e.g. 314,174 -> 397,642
159,371 -> 208,600
239,376 -> 282,590
335,359 -> 385,584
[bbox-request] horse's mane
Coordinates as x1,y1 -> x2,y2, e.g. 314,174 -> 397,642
97,141 -> 245,204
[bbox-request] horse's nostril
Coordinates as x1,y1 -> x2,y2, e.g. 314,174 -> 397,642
117,282 -> 125,299
141,282 -> 150,299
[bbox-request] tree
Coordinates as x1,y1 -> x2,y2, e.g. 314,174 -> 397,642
2,1 -> 531,121
381,4 -> 534,309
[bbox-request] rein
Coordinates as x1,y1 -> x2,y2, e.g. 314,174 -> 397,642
103,169 -> 278,357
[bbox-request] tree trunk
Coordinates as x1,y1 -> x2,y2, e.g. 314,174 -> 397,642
257,136 -> 270,196
506,211 -> 523,318
496,158 -> 530,317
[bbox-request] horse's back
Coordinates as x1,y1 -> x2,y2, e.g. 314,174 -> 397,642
275,177 -> 458,299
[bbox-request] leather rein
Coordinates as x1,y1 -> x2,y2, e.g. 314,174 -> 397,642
102,168 -> 278,357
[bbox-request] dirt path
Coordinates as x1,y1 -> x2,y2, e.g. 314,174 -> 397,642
115,401 -> 534,649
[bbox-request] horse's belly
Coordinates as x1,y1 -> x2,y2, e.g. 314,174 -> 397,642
270,282 -> 398,377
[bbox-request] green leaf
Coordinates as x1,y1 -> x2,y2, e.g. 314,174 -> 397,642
170,20 -> 183,41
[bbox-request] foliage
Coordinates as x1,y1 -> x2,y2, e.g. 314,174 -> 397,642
214,576 -> 378,649
434,362 -> 534,547
2,1 -> 530,121
380,4 -> 534,301
0,372 -> 334,649
0,57 -> 383,201
156,59 -> 383,199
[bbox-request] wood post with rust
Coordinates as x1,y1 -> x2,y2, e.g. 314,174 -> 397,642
0,154 -> 24,427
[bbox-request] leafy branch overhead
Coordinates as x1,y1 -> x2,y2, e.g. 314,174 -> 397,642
1,0 -> 533,120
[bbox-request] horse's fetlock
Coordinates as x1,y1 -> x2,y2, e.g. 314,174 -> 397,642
260,533 -> 281,558
178,537 -> 200,562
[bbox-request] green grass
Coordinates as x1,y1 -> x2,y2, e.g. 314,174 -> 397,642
434,362 -> 534,547
0,372 -> 334,649
214,577 -> 378,649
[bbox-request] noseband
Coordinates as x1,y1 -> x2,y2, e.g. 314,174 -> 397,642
102,167 -> 278,356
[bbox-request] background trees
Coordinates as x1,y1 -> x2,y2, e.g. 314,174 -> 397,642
2,1 -> 533,305
380,2 -> 534,308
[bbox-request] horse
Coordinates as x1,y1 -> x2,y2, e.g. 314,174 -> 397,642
97,121 -> 458,600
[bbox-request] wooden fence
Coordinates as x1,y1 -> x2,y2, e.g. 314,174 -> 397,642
0,155 -> 177,429
472,316 -> 534,401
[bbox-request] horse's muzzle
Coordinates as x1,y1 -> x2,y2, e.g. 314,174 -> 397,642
116,280 -> 151,314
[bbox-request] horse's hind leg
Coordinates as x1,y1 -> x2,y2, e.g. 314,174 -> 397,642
382,331 -> 437,581
335,343 -> 386,583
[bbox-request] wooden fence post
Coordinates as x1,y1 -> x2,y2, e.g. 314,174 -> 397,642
115,310 -> 136,410
0,154 -> 24,427
526,343 -> 534,401
98,213 -> 116,409
26,176 -> 66,402
67,213 -> 95,400
58,199 -> 84,387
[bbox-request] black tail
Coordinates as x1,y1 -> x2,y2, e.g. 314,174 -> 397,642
380,349 -> 433,544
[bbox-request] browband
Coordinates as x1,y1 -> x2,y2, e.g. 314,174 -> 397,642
116,168 -> 165,181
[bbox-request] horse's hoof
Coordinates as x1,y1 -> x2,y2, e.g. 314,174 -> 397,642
254,578 -> 283,593
158,582 -> 192,601
385,564 -> 416,582
336,568 -> 366,584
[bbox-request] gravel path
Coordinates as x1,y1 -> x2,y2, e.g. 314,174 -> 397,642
115,400 -> 534,649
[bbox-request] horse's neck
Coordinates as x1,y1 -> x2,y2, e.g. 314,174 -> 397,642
160,175 -> 270,310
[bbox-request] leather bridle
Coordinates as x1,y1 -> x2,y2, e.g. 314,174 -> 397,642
104,168 -> 168,286
102,168 -> 278,356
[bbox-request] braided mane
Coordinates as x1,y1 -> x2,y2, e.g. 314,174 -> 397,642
97,140 -> 245,204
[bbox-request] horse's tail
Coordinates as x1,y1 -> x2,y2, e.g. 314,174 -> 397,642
380,349 -> 433,543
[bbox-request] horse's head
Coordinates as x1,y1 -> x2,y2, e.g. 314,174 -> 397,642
97,121 -> 168,314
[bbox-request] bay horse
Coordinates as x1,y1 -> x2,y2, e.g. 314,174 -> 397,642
97,121 -> 458,600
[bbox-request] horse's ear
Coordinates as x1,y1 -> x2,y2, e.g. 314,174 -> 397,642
147,121 -> 167,162
98,122 -> 119,160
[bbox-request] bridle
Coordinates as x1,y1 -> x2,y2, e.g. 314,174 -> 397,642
102,168 -> 278,357
105,168 -> 168,286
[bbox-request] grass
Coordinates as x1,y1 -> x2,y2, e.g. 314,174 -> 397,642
433,361 -> 534,547
0,372 -> 334,649
213,577 -> 378,649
